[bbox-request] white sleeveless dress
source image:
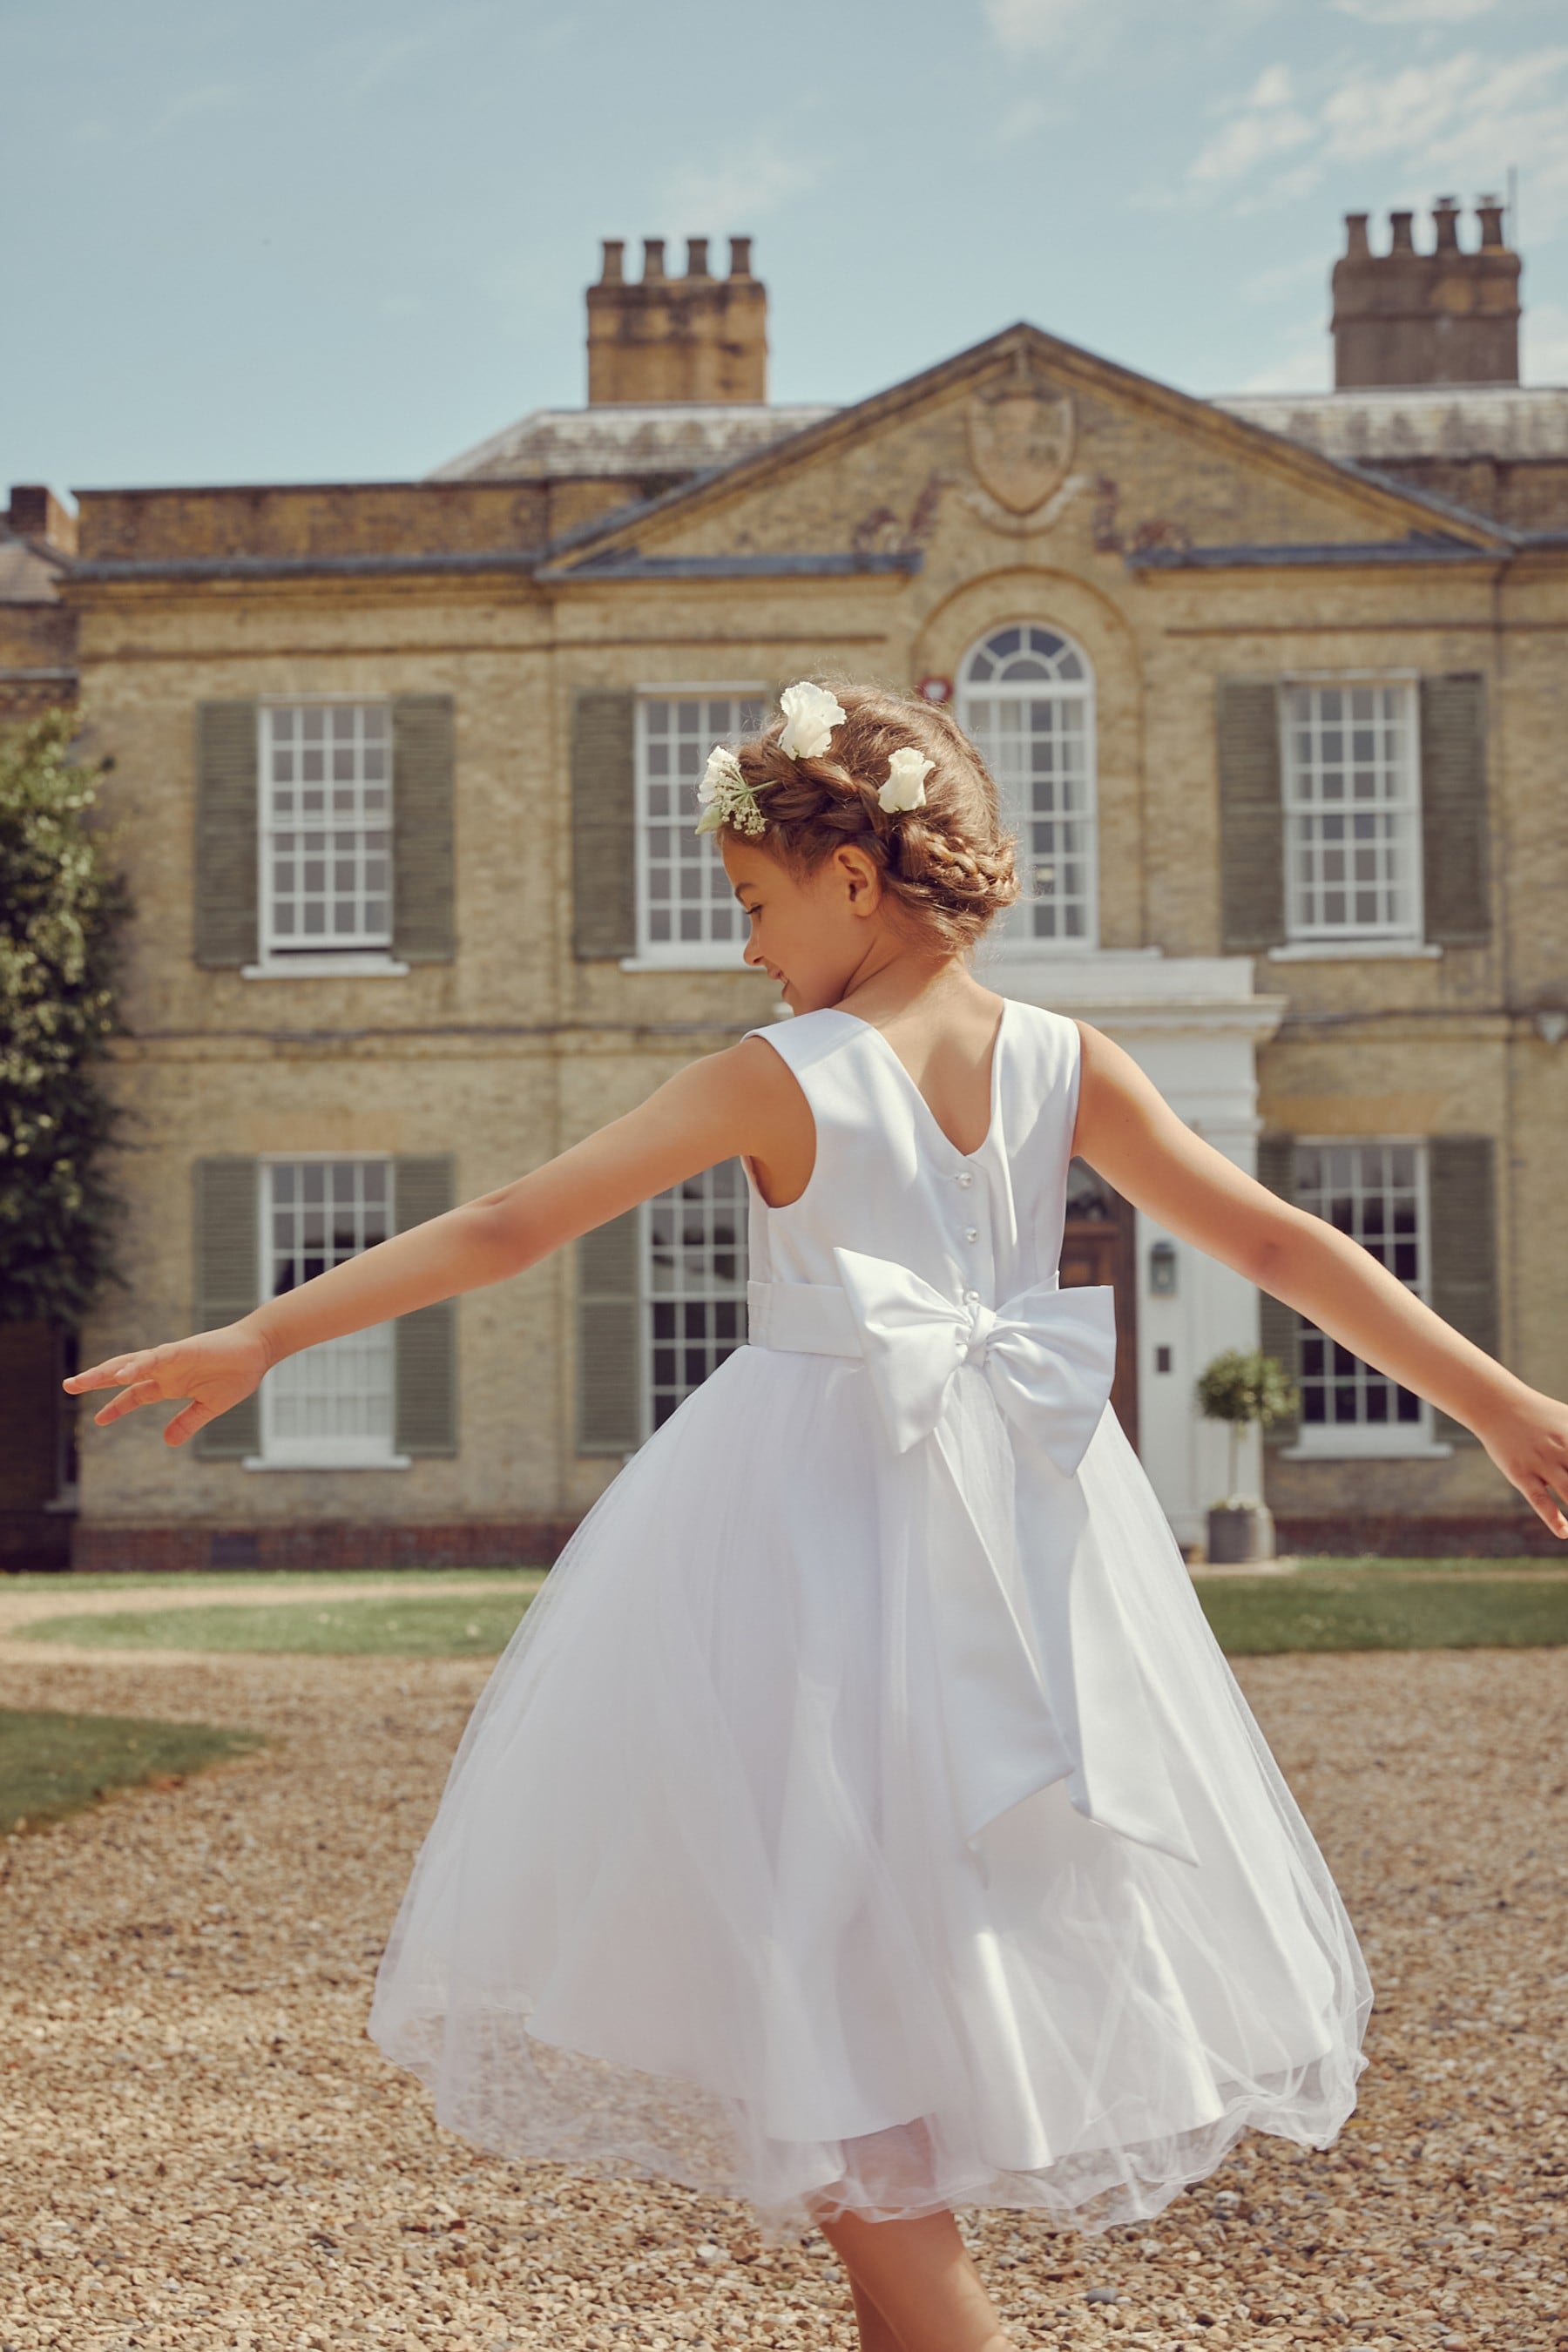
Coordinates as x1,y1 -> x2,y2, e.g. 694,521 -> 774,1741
368,1001 -> 1371,2242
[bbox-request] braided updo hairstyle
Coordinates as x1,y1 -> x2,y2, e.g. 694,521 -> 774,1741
727,683 -> 1020,952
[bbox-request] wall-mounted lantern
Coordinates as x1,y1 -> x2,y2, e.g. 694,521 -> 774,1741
1149,1238 -> 1178,1296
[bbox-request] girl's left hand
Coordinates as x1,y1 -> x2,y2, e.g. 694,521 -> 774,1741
64,1324 -> 272,1448
1476,1388 -> 1568,1539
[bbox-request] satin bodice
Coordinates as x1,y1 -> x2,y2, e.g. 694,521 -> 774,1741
743,998 -> 1082,1309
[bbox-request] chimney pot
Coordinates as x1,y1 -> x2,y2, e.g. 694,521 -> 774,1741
1331,198 -> 1521,389
586,234 -> 768,406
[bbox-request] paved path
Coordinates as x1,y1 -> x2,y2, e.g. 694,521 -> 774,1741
0,1599 -> 1564,2350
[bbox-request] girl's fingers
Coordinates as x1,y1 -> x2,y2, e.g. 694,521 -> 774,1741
1517,1463 -> 1567,1536
91,1376 -> 169,1426
161,1401 -> 214,1449
65,1358 -> 148,1393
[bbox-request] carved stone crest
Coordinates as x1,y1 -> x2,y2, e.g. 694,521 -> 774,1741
966,354 -> 1075,517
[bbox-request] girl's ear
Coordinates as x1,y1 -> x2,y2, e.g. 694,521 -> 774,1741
832,841 -> 883,916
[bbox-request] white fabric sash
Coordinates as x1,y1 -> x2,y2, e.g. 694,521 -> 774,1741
747,1250 -> 1200,1869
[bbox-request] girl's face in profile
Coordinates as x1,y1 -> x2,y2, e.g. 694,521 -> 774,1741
721,835 -> 886,1016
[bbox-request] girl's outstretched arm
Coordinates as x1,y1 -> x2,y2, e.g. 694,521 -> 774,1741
1073,1020 -> 1568,1539
64,1037 -> 794,1449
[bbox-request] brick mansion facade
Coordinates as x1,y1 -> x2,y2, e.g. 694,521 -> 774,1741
2,208 -> 1565,1569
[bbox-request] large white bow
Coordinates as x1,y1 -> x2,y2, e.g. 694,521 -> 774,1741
832,1248 -> 1119,1466
801,1249 -> 1199,1869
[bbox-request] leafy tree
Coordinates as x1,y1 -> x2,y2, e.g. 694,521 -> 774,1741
0,707 -> 132,1328
1194,1347 -> 1299,1508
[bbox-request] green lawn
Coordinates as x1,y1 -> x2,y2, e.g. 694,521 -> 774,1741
0,1565 -> 547,1594
1197,1565 -> 1568,1655
18,1578 -> 546,1659
10,1559 -> 1565,1660
0,1707 -> 260,1836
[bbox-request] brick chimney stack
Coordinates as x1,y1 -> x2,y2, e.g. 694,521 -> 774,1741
5,485 -> 78,554
1331,199 -> 1521,389
586,235 -> 767,406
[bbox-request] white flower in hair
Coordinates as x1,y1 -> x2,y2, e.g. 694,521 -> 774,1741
878,746 -> 934,814
778,680 -> 847,763
695,744 -> 768,837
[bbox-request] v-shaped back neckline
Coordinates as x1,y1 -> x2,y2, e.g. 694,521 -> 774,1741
830,999 -> 1010,1163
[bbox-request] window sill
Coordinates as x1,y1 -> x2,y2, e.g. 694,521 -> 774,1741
242,954 -> 410,979
618,954 -> 751,974
1280,1437 -> 1454,1462
1267,941 -> 1442,963
44,1490 -> 80,1513
242,1453 -> 412,1472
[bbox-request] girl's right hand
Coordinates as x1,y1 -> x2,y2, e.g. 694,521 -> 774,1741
1476,1386 -> 1568,1540
63,1324 -> 273,1449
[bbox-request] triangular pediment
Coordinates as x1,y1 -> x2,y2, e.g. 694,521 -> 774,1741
540,322 -> 1508,578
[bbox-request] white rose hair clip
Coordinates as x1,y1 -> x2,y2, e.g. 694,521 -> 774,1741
878,746 -> 934,814
778,680 -> 847,762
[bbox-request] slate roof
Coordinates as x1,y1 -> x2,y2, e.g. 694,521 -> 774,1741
0,528 -> 65,605
429,402 -> 839,483
1215,385 -> 1568,466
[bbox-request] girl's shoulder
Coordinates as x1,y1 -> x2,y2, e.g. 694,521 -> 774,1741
740,1006 -> 862,1077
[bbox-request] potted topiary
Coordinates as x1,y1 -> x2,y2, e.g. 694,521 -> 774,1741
1193,1348 -> 1299,1565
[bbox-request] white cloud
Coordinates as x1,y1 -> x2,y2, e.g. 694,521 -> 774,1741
1188,62 -> 1313,189
983,0 -> 1101,53
659,142 -> 821,230
1332,0 -> 1497,20
1184,44 -> 1568,229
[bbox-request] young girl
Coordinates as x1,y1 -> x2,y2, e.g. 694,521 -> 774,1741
67,682 -> 1568,2352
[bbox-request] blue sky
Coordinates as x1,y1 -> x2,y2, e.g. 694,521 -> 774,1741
3,0 -> 1565,490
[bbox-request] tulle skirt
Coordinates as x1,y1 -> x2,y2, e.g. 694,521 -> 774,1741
368,1345 -> 1372,2244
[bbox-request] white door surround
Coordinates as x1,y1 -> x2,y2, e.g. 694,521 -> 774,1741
986,947 -> 1288,1547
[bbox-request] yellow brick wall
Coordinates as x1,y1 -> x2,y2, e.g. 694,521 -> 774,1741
59,345 -> 1568,1543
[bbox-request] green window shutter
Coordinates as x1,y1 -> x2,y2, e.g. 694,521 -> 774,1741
571,689 -> 637,960
1420,674 -> 1490,947
193,703 -> 259,968
394,1156 -> 457,1456
392,694 -> 456,963
193,1158 -> 260,1459
577,1208 -> 642,1454
1216,681 -> 1287,952
1428,1135 -> 1498,1446
1254,1134 -> 1301,1446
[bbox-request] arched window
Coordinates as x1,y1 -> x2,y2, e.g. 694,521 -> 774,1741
958,624 -> 1098,948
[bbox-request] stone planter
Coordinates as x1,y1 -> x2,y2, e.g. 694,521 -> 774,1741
1206,1502 -> 1276,1565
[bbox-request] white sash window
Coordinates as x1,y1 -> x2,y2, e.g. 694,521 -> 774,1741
643,1160 -> 748,1431
1281,682 -> 1423,943
260,1158 -> 401,1466
635,689 -> 767,963
1291,1141 -> 1431,1450
260,703 -> 392,955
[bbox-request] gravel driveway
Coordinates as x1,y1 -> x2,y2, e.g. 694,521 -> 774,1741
0,1586 -> 1563,2352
